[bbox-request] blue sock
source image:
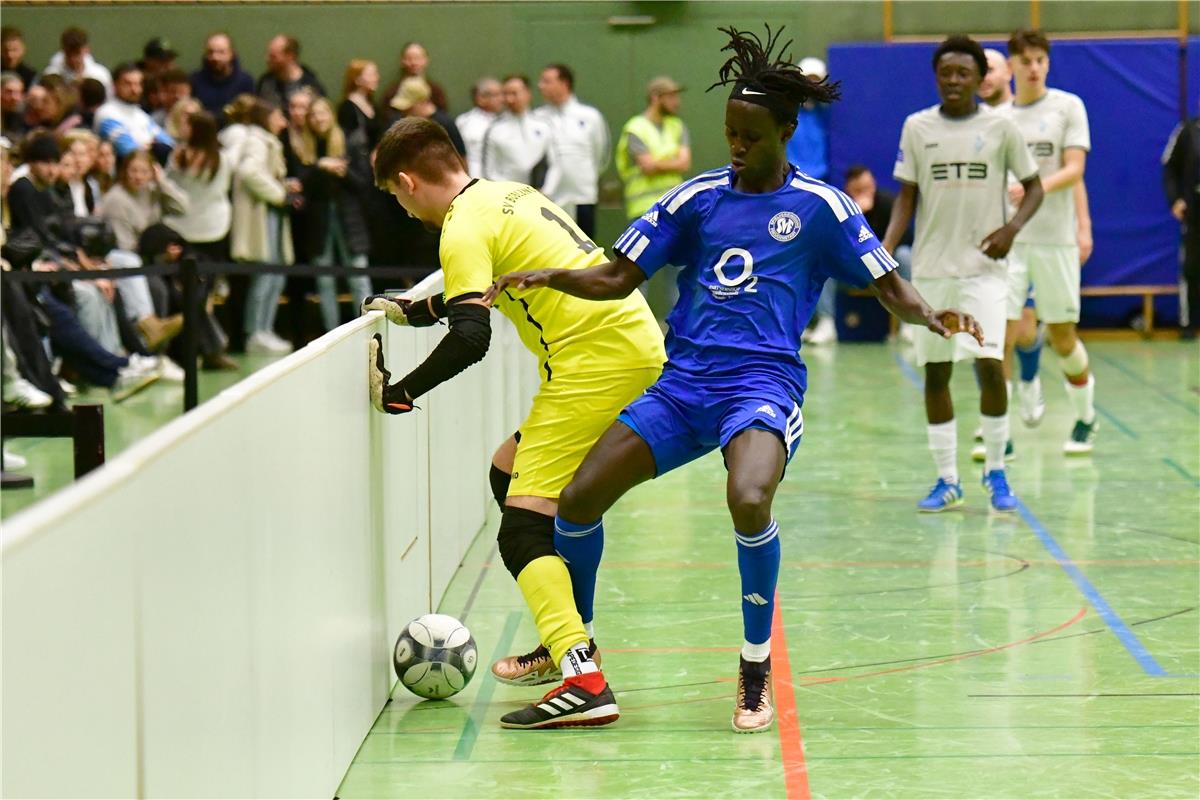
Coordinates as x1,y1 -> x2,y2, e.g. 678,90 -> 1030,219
1016,327 -> 1043,383
735,520 -> 781,657
554,515 -> 603,634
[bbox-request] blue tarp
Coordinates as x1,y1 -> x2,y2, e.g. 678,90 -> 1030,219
828,38 -> 1199,326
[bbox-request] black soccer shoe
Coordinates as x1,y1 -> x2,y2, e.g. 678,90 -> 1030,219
499,672 -> 619,730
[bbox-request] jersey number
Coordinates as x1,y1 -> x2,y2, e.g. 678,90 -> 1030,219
541,206 -> 597,254
713,248 -> 758,293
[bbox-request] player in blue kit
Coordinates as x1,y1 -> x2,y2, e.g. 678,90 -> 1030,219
485,26 -> 983,733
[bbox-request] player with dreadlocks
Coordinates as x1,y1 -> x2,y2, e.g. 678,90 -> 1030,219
486,26 -> 983,733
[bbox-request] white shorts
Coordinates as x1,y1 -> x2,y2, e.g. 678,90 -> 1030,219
912,275 -> 1006,365
1006,243 -> 1081,323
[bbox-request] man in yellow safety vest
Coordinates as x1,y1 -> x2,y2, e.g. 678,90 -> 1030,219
616,76 -> 692,222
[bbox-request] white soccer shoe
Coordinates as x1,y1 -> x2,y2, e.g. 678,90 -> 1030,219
1017,377 -> 1046,428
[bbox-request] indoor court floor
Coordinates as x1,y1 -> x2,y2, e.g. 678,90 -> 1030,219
337,340 -> 1199,799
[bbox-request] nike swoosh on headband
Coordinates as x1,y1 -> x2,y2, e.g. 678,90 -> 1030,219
741,88 -> 767,96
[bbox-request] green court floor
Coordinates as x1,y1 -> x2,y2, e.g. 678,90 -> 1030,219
338,340 -> 1199,800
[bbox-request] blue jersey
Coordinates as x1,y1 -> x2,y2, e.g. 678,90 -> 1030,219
614,165 -> 897,395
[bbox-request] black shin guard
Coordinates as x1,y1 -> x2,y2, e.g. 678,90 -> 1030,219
489,464 -> 512,510
497,507 -> 557,580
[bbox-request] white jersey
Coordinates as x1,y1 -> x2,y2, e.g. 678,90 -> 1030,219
894,104 -> 1038,279
1006,88 -> 1090,246
455,107 -> 496,177
480,111 -> 551,184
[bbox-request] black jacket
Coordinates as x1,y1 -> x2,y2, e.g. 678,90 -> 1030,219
191,58 -> 257,120
290,134 -> 373,259
1163,116 -> 1200,221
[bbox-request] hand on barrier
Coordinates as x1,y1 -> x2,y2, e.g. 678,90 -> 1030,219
362,294 -> 414,326
369,334 -> 417,415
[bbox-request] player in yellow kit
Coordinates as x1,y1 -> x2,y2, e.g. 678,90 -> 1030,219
364,118 -> 664,729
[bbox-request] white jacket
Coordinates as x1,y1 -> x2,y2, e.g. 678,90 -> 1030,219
533,96 -> 609,207
165,151 -> 235,244
480,111 -> 550,185
455,107 -> 497,177
94,98 -> 174,157
43,51 -> 113,97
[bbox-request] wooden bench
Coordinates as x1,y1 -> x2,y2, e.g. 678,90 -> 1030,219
845,284 -> 1179,337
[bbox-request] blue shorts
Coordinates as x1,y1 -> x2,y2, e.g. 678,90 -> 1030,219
618,367 -> 804,478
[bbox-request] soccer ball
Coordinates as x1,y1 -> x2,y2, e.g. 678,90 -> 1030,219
393,613 -> 478,700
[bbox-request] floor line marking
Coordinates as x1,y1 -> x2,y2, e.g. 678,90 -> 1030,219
797,607 -> 1086,685
771,592 -> 811,800
1094,402 -> 1138,439
1163,457 -> 1200,487
1016,500 -> 1169,677
459,542 -> 497,623
453,610 -> 521,761
1095,353 -> 1200,417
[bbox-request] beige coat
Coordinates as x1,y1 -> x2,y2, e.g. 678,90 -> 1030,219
230,126 -> 294,264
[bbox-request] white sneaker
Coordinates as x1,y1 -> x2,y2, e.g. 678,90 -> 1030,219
1017,377 -> 1046,428
804,316 -> 838,345
3,448 -> 28,469
126,354 -> 162,376
155,356 -> 186,383
3,377 -> 53,409
112,364 -> 160,401
246,331 -> 291,355
264,331 -> 294,353
59,377 -> 78,396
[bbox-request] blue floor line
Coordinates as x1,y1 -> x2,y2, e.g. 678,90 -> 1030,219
1016,500 -> 1168,677
454,610 -> 522,760
1162,457 -> 1200,487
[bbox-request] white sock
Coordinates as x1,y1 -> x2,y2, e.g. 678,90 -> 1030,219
559,641 -> 598,678
927,421 -> 958,483
1065,375 -> 1096,425
1006,380 -> 1013,402
742,640 -> 771,663
980,414 -> 1009,473
583,621 -> 595,640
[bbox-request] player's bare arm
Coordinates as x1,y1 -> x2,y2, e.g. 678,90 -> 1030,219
1074,179 -> 1093,264
980,173 -> 1044,258
1009,147 -> 1085,204
483,255 -> 646,304
869,270 -> 985,345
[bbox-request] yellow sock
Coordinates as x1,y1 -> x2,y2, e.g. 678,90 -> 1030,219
515,555 -> 589,666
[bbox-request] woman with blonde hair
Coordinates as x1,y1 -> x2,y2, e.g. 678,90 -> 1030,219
292,95 -> 372,331
338,58 -> 381,147
164,96 -> 202,142
58,129 -> 102,214
231,98 -> 294,355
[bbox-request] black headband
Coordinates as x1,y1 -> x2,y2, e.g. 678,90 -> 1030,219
729,78 -> 800,120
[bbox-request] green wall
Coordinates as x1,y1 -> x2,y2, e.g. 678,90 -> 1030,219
6,0 -> 1191,244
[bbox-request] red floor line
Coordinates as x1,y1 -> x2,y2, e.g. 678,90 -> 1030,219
772,593 -> 811,800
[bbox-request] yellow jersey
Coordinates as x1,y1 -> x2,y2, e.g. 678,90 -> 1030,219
440,179 -> 665,381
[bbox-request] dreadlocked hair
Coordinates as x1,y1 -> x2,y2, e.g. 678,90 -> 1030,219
708,25 -> 841,125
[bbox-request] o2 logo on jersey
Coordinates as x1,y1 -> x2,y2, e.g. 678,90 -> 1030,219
708,248 -> 758,300
768,211 -> 801,242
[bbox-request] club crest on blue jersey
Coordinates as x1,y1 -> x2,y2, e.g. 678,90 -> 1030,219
768,211 -> 801,242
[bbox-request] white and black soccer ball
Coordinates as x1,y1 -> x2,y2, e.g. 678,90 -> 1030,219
393,613 -> 478,700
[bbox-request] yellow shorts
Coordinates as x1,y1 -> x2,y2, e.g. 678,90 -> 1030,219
509,366 -> 661,499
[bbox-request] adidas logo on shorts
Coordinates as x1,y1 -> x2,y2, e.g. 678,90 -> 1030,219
756,404 -> 777,419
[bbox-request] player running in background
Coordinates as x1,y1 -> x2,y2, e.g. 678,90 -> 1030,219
1001,29 -> 1097,454
364,118 -> 666,729
486,26 -> 983,733
881,35 -> 1044,513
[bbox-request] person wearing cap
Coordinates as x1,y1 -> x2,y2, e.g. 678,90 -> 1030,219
257,35 -> 326,114
139,38 -> 178,79
456,77 -> 503,177
785,56 -> 831,181
480,74 -> 549,184
533,63 -> 609,238
191,33 -> 255,122
387,77 -> 465,155
616,76 -> 691,222
94,62 -> 175,162
43,26 -> 113,99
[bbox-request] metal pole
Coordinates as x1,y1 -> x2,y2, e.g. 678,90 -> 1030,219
72,404 -> 105,478
181,256 -> 200,411
882,0 -> 894,42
